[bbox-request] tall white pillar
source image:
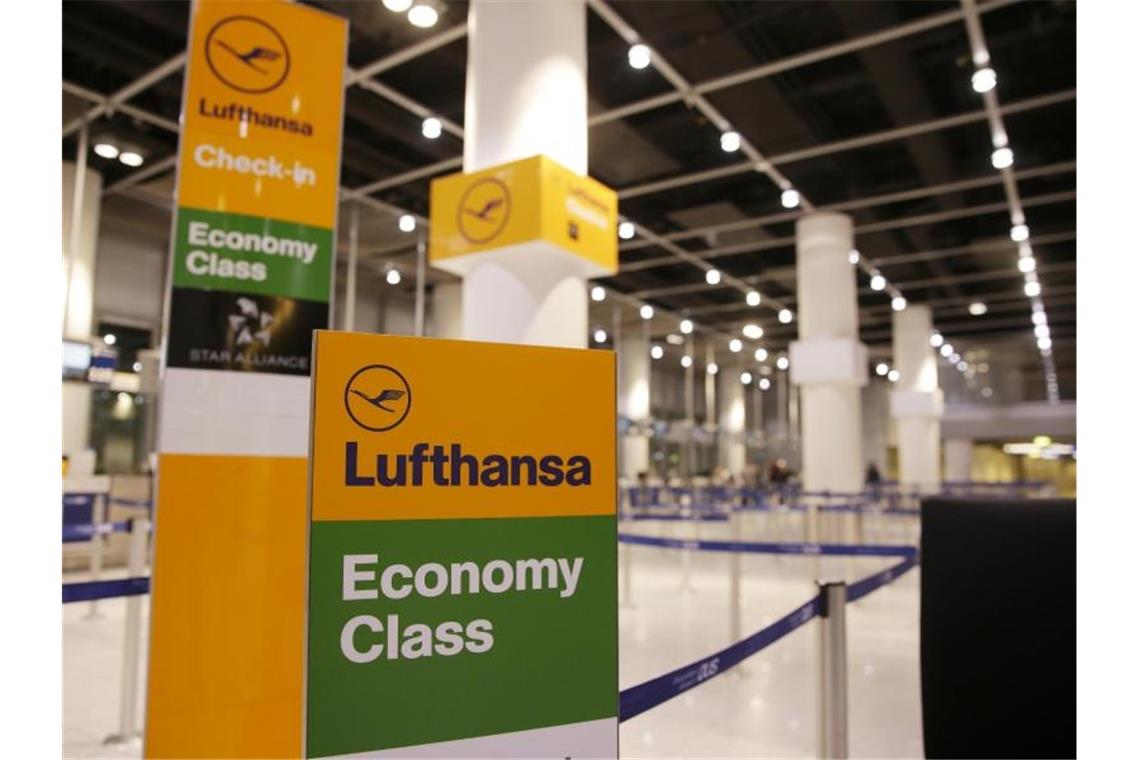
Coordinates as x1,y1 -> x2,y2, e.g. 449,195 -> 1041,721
431,282 -> 463,339
891,305 -> 944,491
718,361 -> 746,476
944,438 -> 974,482
789,213 -> 867,493
459,0 -> 589,348
618,322 -> 650,479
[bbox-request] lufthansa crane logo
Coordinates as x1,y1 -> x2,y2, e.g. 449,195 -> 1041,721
458,178 -> 511,244
344,365 -> 412,432
205,16 -> 291,94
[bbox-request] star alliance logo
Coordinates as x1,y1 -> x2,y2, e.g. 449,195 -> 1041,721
228,297 -> 275,348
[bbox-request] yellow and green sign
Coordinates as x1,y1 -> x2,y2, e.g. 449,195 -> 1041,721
305,332 -> 618,757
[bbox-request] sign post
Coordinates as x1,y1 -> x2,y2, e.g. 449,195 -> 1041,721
146,1 -> 347,757
305,332 -> 617,758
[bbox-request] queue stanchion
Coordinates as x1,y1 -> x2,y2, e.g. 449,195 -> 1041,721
86,492 -> 108,619
818,581 -> 849,759
728,509 -> 742,669
106,517 -> 149,745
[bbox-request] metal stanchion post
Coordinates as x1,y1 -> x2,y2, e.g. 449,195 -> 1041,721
729,510 -> 742,647
86,493 -> 107,619
818,582 -> 849,759
106,517 -> 149,745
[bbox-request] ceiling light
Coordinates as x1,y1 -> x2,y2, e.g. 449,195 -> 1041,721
628,43 -> 651,70
780,189 -> 800,209
93,143 -> 119,159
103,333 -> 117,346
940,343 -> 953,357
875,363 -> 889,377
705,269 -> 721,285
386,267 -> 401,285
870,274 -> 886,291
1010,223 -> 1029,242
991,147 -> 1014,170
650,345 -> 664,360
891,296 -> 907,311
590,286 -> 606,302
1037,336 -> 1052,351
666,334 -> 684,345
132,361 -> 142,372
981,387 -> 993,398
778,309 -> 793,324
679,319 -> 694,334
421,117 -> 442,139
382,0 -> 414,11
848,249 -> 860,264
759,377 -> 771,390
746,290 -> 761,307
639,304 -> 654,320
742,324 -> 763,340
740,371 -> 753,385
1024,281 -> 1041,297
949,352 -> 961,364
754,347 -> 768,362
971,67 -> 997,93
407,3 -> 439,27
957,360 -> 969,372
888,369 -> 900,382
681,354 -> 693,368
1032,311 -> 1048,326
930,333 -> 944,347
618,221 -> 635,240
707,362 -> 719,376
776,356 -> 789,371
1018,256 -> 1036,273
593,329 -> 607,344
1034,324 -> 1050,339
729,338 -> 743,353
968,302 -> 988,316
720,131 -> 741,153
118,151 -> 144,167
398,214 -> 416,232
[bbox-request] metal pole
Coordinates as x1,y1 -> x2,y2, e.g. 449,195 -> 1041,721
818,582 -> 849,759
729,509 -> 741,645
414,233 -> 426,336
344,202 -> 359,331
86,491 -> 106,619
106,517 -> 149,744
684,334 -> 695,480
64,121 -> 88,338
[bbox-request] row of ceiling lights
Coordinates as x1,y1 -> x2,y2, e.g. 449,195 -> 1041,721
92,141 -> 145,167
381,0 -> 440,29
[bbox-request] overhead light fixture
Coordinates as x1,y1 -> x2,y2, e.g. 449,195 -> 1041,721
968,302 -> 988,316
639,304 -> 654,320
742,324 -> 763,340
891,296 -> 907,312
848,249 -> 860,264
776,356 -> 789,371
618,221 -> 636,240
132,361 -> 142,373
720,131 -> 741,153
740,371 -> 753,385
930,333 -> 944,348
759,377 -> 771,390
1032,311 -> 1048,326
118,151 -> 144,167
1034,324 -> 1051,339
1037,336 -> 1052,351
679,319 -> 694,334
382,0 -> 414,11
971,67 -> 997,94
650,345 -> 664,360
888,369 -> 900,383
754,348 -> 768,362
407,3 -> 439,28
681,354 -> 693,368
957,360 -> 969,372
778,309 -> 793,324
103,333 -> 117,346
728,338 -> 743,353
870,274 -> 886,291
780,189 -> 800,209
940,343 -> 953,357
590,285 -> 606,302
707,362 -> 719,376
593,329 -> 607,344
746,290 -> 761,307
628,43 -> 651,70
421,117 -> 442,139
93,143 -> 119,159
386,267 -> 402,285
875,363 -> 889,377
398,214 -> 416,232
1010,223 -> 1029,242
991,146 -> 1014,170
1018,256 -> 1037,273
949,352 -> 961,364
705,269 -> 721,285
666,334 -> 684,345
1024,281 -> 1042,297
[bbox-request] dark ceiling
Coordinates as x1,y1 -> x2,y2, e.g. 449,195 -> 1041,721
62,0 -> 1076,402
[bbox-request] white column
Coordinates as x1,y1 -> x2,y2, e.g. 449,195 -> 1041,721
618,322 -> 650,479
431,282 -> 463,339
460,0 -> 589,348
891,305 -> 944,491
718,361 -> 746,476
944,438 -> 974,482
790,213 -> 867,493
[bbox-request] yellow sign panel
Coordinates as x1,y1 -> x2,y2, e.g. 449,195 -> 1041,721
429,155 -> 618,274
177,0 -> 347,229
310,331 -> 616,523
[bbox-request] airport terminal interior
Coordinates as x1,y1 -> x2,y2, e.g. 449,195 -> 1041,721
59,1 -> 1078,758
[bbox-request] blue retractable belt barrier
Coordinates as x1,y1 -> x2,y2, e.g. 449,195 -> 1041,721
626,513 -> 729,522
617,552 -> 918,721
110,497 -> 153,509
618,532 -> 917,558
62,521 -> 131,543
62,576 -> 150,604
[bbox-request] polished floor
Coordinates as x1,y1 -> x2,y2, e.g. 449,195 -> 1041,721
63,510 -> 923,758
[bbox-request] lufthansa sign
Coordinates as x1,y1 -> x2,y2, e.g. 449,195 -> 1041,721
305,332 -> 618,758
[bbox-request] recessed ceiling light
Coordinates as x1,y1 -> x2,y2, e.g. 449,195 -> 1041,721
870,274 -> 886,291
650,345 -> 664,360
740,371 -> 753,385
892,296 -> 907,311
618,221 -> 635,240
593,329 -> 607,344
639,304 -> 654,320
398,214 -> 416,232
971,67 -> 997,93
746,290 -> 761,307
778,309 -> 793,324
720,131 -> 741,152
991,147 -> 1014,170
407,4 -> 439,28
590,286 -> 606,302
968,302 -> 988,316
118,151 -> 144,167
742,324 -> 763,340
754,347 -> 768,362
628,43 -> 651,70
679,319 -> 694,334
728,338 -> 742,353
780,189 -> 800,209
421,117 -> 442,139
386,268 -> 401,285
93,143 -> 119,159
382,0 -> 414,11
876,363 -> 889,376
1010,223 -> 1029,242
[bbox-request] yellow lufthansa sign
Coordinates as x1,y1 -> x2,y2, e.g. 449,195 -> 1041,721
177,0 -> 347,229
429,155 -> 618,274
